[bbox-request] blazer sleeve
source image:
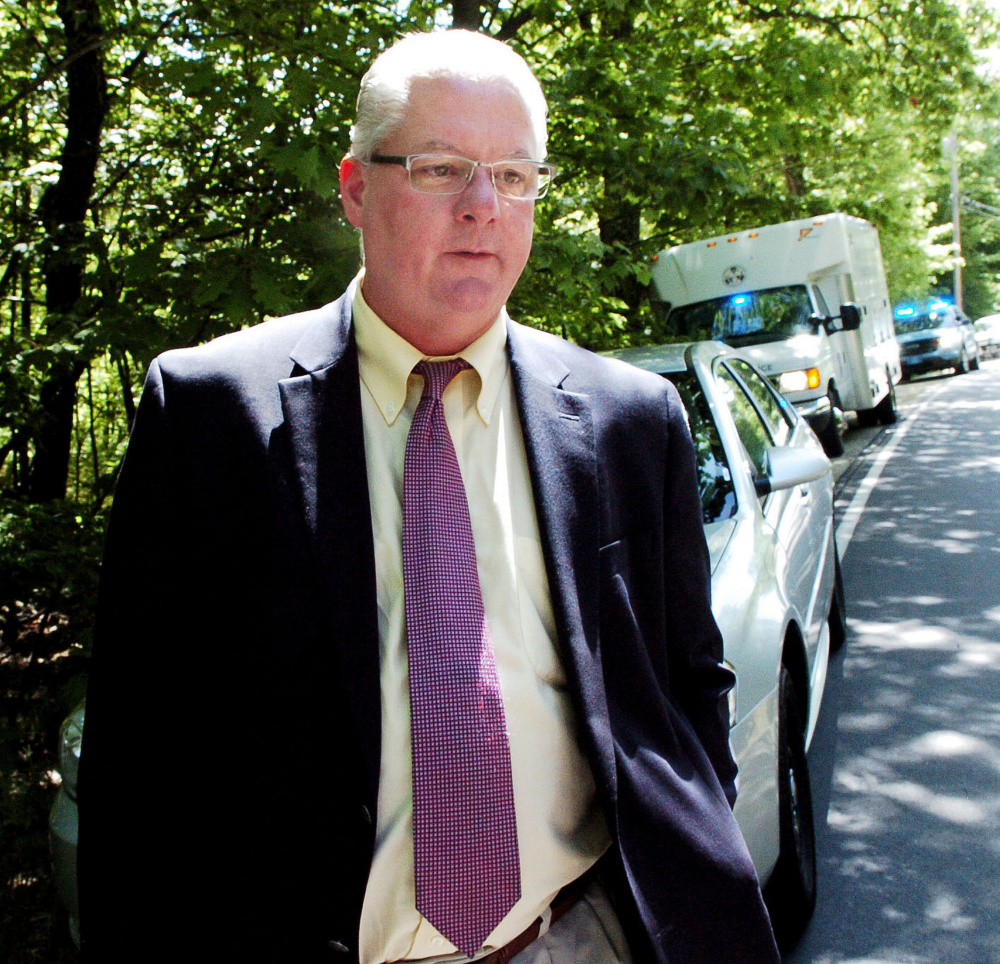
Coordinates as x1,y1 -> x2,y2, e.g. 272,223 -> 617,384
77,359 -> 183,958
660,381 -> 739,806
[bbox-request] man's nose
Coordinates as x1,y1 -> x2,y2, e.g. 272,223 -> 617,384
456,165 -> 500,221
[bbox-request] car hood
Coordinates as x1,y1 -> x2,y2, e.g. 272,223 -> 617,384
895,329 -> 940,345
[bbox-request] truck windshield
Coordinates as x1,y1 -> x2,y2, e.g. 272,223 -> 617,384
667,285 -> 816,347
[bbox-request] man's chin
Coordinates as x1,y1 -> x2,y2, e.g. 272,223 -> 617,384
435,278 -> 508,319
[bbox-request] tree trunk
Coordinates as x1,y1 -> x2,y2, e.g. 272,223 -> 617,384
783,153 -> 806,198
29,0 -> 108,501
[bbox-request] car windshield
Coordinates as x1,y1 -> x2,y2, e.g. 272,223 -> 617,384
661,370 -> 737,525
894,309 -> 953,334
667,285 -> 816,347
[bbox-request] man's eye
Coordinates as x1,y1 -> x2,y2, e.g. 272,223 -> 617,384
497,167 -> 526,185
415,161 -> 461,179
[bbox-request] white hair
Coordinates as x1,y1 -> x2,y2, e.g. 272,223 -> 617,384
349,30 -> 548,161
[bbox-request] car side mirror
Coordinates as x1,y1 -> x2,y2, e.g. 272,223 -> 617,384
839,303 -> 862,331
753,445 -> 831,497
815,312 -> 841,336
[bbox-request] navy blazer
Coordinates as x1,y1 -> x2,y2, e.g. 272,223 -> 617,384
78,289 -> 780,963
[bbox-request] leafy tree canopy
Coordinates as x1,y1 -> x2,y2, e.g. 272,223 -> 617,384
0,0 -> 997,512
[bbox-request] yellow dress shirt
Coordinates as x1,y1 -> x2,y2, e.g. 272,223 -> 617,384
351,278 -> 609,964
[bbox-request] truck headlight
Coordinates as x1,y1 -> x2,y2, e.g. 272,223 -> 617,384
778,367 -> 821,393
937,328 -> 961,349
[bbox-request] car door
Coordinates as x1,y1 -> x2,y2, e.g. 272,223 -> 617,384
716,359 -> 833,657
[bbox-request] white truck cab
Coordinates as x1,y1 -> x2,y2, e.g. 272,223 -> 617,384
649,213 -> 902,456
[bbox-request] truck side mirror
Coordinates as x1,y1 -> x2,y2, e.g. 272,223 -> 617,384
839,303 -> 862,331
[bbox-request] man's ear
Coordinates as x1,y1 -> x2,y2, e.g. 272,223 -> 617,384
339,154 -> 366,228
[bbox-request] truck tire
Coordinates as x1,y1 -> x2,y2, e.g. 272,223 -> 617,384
817,413 -> 843,457
816,388 -> 844,457
875,377 -> 897,425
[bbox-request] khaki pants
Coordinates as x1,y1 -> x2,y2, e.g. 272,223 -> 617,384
510,877 -> 633,964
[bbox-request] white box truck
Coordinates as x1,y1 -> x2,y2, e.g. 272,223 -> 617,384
649,212 -> 902,456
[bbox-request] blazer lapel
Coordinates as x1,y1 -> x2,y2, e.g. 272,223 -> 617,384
507,323 -> 617,806
279,292 -> 382,801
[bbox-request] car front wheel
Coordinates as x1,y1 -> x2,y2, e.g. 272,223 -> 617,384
763,666 -> 817,951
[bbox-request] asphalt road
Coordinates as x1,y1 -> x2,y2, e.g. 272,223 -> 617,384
785,358 -> 1000,964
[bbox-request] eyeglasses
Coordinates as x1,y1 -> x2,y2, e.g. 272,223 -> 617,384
368,153 -> 557,200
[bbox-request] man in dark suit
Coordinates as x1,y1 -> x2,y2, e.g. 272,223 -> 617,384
78,29 -> 780,964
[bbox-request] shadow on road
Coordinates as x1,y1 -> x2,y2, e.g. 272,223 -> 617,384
789,367 -> 1000,964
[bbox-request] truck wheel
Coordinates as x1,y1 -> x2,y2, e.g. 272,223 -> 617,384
817,414 -> 843,457
855,408 -> 878,428
875,377 -> 897,425
763,666 -> 818,951
816,389 -> 844,457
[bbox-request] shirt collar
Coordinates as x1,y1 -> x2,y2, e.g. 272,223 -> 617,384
352,271 -> 509,426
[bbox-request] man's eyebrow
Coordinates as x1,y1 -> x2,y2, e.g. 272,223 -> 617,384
416,140 -> 538,159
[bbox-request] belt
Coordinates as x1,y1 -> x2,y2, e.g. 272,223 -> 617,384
473,867 -> 596,964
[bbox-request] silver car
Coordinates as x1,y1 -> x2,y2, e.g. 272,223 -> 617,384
53,343 -> 840,951
974,313 -> 1000,360
894,301 -> 980,378
607,340 -> 840,948
49,701 -> 84,946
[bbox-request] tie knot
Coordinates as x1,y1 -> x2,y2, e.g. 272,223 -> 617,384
415,359 -> 470,401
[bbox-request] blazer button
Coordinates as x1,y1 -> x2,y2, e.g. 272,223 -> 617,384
327,939 -> 350,954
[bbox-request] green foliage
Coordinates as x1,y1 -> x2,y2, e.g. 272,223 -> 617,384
0,499 -> 106,613
507,0 -> 997,342
4,0 -> 997,506
1,0 -> 402,505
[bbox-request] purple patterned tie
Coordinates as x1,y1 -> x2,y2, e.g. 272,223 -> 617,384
403,359 -> 521,957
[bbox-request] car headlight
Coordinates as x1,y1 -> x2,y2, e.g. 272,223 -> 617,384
57,704 -> 86,801
777,367 -> 821,393
937,328 -> 961,349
